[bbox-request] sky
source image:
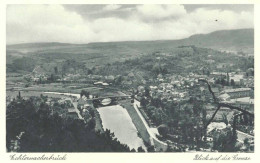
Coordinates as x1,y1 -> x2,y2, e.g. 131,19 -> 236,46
6,4 -> 254,44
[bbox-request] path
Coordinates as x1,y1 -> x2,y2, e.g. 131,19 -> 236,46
133,100 -> 167,148
72,101 -> 84,121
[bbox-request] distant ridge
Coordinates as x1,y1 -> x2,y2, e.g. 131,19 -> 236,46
7,42 -> 74,48
184,28 -> 253,50
7,28 -> 254,53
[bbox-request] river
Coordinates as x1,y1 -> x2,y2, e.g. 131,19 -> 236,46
97,105 -> 146,151
44,92 -> 146,150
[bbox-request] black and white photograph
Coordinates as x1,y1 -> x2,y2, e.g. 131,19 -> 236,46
3,2 -> 256,156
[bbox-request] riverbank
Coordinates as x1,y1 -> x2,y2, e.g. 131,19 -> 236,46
97,105 -> 146,150
93,108 -> 104,133
124,100 -> 168,151
122,100 -> 168,151
121,101 -> 151,145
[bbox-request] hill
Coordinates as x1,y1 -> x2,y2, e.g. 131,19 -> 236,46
7,28 -> 253,54
182,28 -> 253,53
6,28 -> 254,72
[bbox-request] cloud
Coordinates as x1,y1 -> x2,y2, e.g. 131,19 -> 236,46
6,4 -> 254,44
103,4 -> 121,11
7,5 -> 93,44
136,4 -> 186,20
186,8 -> 254,33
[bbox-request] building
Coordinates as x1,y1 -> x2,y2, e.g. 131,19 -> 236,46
219,93 -> 230,101
78,97 -> 87,109
222,88 -> 252,99
211,88 -> 220,97
83,103 -> 92,110
67,108 -> 79,119
230,74 -> 244,85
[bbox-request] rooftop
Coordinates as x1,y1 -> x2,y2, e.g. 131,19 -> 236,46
68,108 -> 76,113
224,88 -> 251,93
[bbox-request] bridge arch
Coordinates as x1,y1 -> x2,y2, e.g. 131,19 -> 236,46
100,98 -> 112,106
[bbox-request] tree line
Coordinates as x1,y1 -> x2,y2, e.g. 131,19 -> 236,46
6,96 -> 137,152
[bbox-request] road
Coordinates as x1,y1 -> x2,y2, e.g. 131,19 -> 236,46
72,101 -> 84,120
69,99 -> 85,122
133,99 -> 167,147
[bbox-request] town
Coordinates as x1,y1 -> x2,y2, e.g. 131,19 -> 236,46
6,43 -> 254,152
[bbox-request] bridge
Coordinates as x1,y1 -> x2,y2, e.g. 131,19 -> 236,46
85,95 -> 130,101
80,95 -> 132,106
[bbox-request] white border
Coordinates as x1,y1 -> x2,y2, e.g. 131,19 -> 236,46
0,1 -> 259,162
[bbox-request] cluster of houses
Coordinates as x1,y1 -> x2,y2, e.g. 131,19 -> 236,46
25,66 -> 49,82
131,68 -> 254,107
136,74 -> 198,102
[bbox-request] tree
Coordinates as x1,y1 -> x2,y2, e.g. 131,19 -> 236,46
193,78 -> 253,151
80,90 -> 90,98
198,79 -> 253,129
88,118 -> 96,130
221,78 -> 226,86
140,97 -> 147,108
137,146 -> 145,152
49,74 -> 55,82
54,67 -> 58,74
162,67 -> 168,75
114,75 -> 123,85
230,79 -> 235,86
222,113 -> 229,126
87,69 -> 93,75
207,70 -> 210,76
244,138 -> 250,151
144,86 -> 150,97
130,148 -> 136,152
89,108 -> 95,117
152,64 -> 160,76
7,98 -> 132,152
17,91 -> 21,99
212,127 -> 238,152
158,124 -> 168,137
151,97 -> 161,108
215,78 -> 220,84
147,145 -> 155,152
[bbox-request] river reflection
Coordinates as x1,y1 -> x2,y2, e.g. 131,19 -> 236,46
97,105 -> 146,150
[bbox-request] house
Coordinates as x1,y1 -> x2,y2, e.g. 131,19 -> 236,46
32,66 -> 47,77
33,77 -> 40,82
219,93 -> 230,101
67,108 -> 79,119
211,88 -> 220,97
83,103 -> 91,109
211,71 -> 226,77
106,75 -> 115,82
230,74 -> 244,85
122,81 -> 132,85
94,81 -> 103,85
138,85 -> 145,92
222,88 -> 252,99
166,84 -> 173,90
78,97 -> 87,109
102,82 -> 109,86
92,75 -> 102,80
150,86 -> 158,90
179,92 -> 188,98
205,59 -> 215,64
128,72 -> 135,79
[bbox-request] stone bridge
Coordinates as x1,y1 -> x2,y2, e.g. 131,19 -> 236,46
86,95 -> 131,106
